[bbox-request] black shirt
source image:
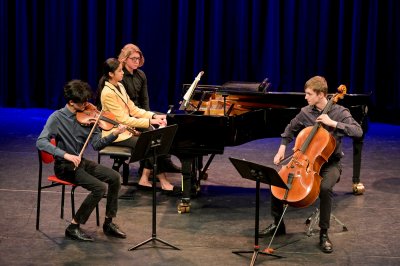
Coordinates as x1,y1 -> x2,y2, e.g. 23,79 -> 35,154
281,104 -> 363,159
121,68 -> 150,111
36,105 -> 118,159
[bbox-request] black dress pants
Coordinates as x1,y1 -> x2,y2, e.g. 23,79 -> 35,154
270,160 -> 341,230
55,158 -> 121,224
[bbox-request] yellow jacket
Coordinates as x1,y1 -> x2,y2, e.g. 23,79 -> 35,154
100,81 -> 155,142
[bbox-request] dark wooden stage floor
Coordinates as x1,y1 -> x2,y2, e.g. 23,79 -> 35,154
0,108 -> 399,266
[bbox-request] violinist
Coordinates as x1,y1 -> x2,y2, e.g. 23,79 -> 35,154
36,80 -> 128,241
96,58 -> 181,195
259,76 -> 363,253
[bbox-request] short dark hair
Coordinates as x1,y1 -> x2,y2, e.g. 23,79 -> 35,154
63,80 -> 92,103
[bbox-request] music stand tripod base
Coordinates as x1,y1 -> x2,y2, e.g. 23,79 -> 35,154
229,157 -> 288,265
127,125 -> 180,251
128,235 -> 180,251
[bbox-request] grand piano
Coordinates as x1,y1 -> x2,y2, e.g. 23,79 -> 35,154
167,81 -> 370,213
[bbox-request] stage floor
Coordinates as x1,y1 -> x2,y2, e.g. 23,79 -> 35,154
0,107 -> 399,266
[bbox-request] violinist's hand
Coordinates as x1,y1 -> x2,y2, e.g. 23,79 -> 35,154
64,153 -> 81,168
316,114 -> 338,128
273,145 -> 286,165
113,124 -> 127,136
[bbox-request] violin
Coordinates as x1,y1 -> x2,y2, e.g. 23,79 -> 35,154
270,85 -> 347,208
76,102 -> 140,136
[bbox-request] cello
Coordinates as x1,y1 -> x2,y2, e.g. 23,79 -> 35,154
270,85 -> 347,208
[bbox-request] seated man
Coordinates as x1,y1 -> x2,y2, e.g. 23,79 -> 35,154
259,76 -> 363,253
36,79 -> 127,241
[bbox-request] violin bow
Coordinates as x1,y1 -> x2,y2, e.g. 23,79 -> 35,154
75,110 -> 104,170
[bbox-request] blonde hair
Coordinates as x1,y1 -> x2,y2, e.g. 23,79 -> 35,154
118,43 -> 145,67
304,76 -> 328,95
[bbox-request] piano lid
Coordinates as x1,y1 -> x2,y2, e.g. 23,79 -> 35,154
182,82 -> 371,109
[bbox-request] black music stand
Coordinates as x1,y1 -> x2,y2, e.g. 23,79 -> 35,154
128,125 -> 180,251
229,157 -> 288,265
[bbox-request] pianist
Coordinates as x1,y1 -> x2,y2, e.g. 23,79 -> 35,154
117,43 -> 181,176
96,57 -> 181,196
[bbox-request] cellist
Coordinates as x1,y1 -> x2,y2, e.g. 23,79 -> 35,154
259,76 -> 363,253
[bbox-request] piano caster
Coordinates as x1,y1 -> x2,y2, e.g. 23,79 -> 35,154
352,182 -> 365,195
178,198 -> 191,214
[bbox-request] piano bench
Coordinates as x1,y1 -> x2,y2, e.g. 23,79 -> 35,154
98,145 -> 133,185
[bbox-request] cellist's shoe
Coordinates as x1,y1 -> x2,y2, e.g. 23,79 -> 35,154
259,223 -> 286,238
319,233 -> 333,253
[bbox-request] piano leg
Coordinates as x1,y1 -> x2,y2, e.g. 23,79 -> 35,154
178,157 -> 197,214
181,158 -> 194,198
352,110 -> 368,195
352,137 -> 365,195
352,105 -> 368,195
176,155 -> 217,213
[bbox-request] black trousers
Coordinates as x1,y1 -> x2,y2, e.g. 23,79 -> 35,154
270,159 -> 342,230
54,158 -> 121,224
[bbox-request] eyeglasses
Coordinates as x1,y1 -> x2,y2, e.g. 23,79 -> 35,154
128,57 -> 141,62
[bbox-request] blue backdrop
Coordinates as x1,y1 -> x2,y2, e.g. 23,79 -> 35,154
1,0 -> 399,122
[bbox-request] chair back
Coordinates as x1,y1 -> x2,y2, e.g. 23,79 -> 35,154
39,138 -> 56,164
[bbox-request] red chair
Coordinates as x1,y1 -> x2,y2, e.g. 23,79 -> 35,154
36,139 -> 99,230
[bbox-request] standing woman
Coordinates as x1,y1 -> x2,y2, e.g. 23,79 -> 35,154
118,43 -> 150,111
118,43 -> 181,173
96,58 -> 180,195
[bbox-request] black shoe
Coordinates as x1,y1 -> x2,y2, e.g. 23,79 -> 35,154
164,159 -> 181,173
319,233 -> 333,253
258,222 -> 286,238
103,222 -> 127,238
162,186 -> 182,196
65,226 -> 94,242
136,184 -> 154,191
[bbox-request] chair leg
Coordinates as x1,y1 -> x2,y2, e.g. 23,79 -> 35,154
111,157 -> 130,185
61,185 -> 66,219
122,162 -> 129,185
331,213 -> 348,231
305,208 -> 348,236
71,186 -> 76,219
96,205 -> 100,226
36,186 -> 41,230
71,186 -> 100,226
305,208 -> 320,236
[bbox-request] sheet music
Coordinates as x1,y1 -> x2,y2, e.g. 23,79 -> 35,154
179,71 -> 204,110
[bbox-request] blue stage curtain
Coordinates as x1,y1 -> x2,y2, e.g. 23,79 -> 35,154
1,0 -> 399,119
